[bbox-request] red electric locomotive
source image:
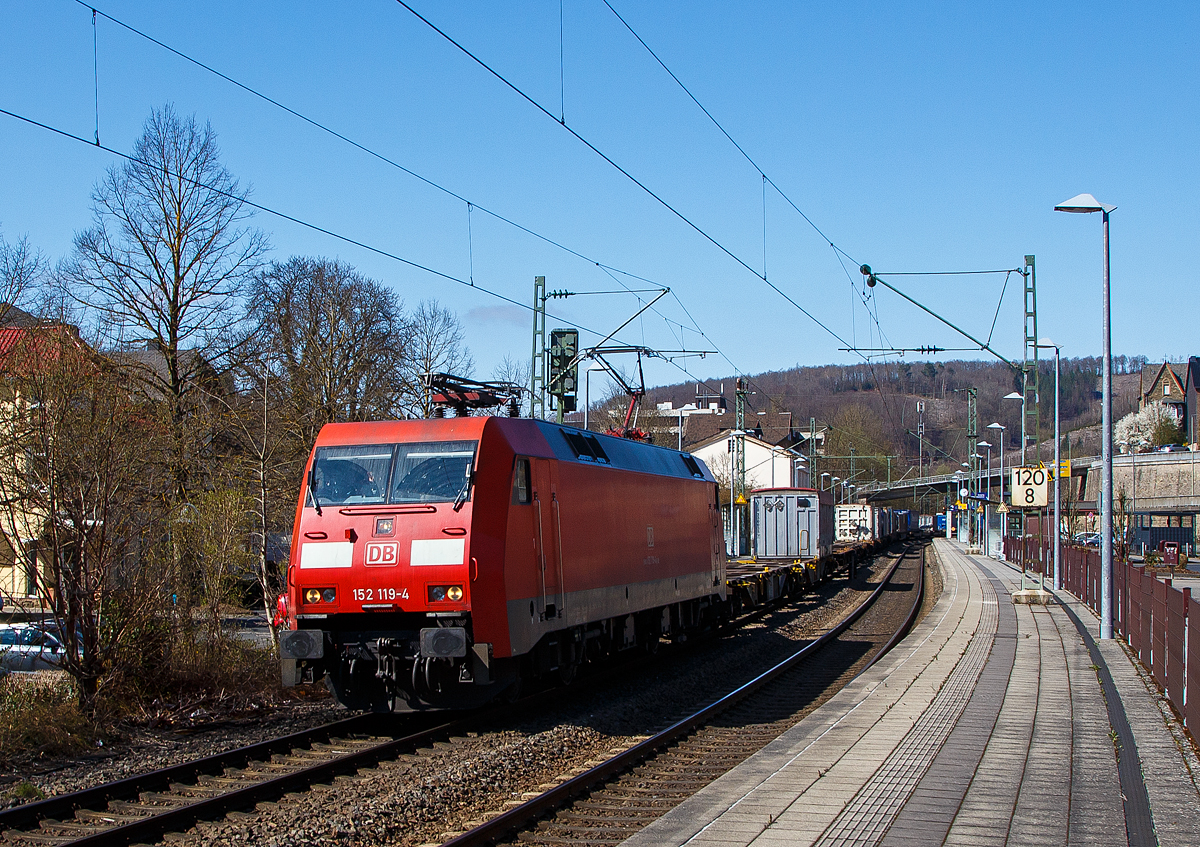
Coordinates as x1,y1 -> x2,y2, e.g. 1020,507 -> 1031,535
278,416 -> 726,711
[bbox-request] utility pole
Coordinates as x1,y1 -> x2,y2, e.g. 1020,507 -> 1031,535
809,416 -> 816,482
1022,255 -> 1040,465
732,378 -> 747,557
530,277 -> 577,421
530,276 -> 546,420
917,400 -> 925,481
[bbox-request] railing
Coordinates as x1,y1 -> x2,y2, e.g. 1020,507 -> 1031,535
1003,537 -> 1199,739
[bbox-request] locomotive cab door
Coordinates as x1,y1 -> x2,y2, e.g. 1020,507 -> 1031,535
531,459 -> 564,621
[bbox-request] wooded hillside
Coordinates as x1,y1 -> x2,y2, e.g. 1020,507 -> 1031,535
647,356 -> 1147,483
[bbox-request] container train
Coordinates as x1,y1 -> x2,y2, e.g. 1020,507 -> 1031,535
834,503 -> 913,544
276,417 -> 915,712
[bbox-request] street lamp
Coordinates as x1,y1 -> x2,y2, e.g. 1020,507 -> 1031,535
1055,192 -> 1115,639
1036,339 -> 1062,589
988,422 -> 1007,550
1002,392 -> 1025,464
583,365 -> 607,431
821,472 -> 830,490
978,440 -> 992,555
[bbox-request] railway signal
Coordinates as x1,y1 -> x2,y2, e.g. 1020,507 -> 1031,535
548,328 -> 579,421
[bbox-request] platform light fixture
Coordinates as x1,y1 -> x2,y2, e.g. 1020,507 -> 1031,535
1055,193 -> 1115,639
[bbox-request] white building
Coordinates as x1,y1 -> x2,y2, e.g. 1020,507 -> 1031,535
690,431 -> 811,491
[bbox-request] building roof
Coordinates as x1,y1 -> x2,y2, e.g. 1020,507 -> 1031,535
681,406 -> 812,451
106,345 -> 233,399
0,322 -> 88,372
1142,361 -> 1192,402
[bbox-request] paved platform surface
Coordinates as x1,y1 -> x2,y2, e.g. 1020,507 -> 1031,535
622,539 -> 1200,847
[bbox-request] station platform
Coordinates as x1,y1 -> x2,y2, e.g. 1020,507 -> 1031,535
622,539 -> 1200,846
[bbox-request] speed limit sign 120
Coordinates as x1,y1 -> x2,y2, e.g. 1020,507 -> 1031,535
1012,466 -> 1049,508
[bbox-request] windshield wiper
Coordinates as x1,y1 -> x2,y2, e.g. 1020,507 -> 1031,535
309,461 -> 323,516
452,466 -> 473,512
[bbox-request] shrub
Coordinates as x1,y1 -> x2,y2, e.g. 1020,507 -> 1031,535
0,673 -> 102,766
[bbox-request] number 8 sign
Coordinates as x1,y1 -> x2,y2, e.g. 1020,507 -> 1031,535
1011,466 -> 1049,508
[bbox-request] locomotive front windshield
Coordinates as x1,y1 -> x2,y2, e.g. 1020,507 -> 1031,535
310,440 -> 478,506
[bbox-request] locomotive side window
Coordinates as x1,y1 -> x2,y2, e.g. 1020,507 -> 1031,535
681,455 -> 705,479
390,440 -> 478,504
513,457 -> 531,504
311,444 -> 392,505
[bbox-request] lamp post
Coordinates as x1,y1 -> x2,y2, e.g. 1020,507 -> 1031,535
960,462 -> 971,546
988,422 -> 1006,551
1003,392 -> 1025,464
583,365 -> 606,431
821,472 -> 830,491
1036,340 -> 1062,589
978,441 -> 992,554
1056,193 -> 1115,639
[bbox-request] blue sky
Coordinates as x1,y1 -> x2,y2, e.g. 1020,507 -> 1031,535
1,1 -> 1196,393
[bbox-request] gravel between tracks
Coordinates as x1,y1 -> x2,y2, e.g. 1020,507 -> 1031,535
150,549 -> 908,847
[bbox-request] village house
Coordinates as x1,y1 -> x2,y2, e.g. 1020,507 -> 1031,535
1139,358 -> 1199,446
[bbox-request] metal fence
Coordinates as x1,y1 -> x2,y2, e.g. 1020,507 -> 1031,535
1003,536 -> 1199,739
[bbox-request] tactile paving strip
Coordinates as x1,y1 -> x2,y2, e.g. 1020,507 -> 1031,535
811,559 -> 1000,847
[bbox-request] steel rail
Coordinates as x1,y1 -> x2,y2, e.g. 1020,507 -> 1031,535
0,713 -> 374,833
441,541 -> 920,847
855,543 -> 926,678
0,713 -> 465,846
0,540 -> 889,846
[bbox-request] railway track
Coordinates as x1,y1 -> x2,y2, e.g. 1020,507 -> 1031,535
0,713 -> 467,846
444,540 -> 927,847
0,542 -> 921,847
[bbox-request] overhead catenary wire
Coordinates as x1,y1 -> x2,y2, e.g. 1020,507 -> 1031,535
391,0 -> 857,354
0,106 -> 623,347
63,3 -> 984,469
72,0 -> 879,426
70,0 -> 743,381
72,0 -> 676,304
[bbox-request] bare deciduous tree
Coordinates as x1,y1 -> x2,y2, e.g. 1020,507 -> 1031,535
0,232 -> 46,320
70,104 -> 268,502
492,355 -> 531,415
0,326 -> 172,715
247,256 -> 410,449
404,299 -> 473,418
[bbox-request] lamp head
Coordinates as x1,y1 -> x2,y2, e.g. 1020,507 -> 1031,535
1054,193 -> 1116,214
987,422 -> 1005,430
1003,392 -> 1023,401
977,440 -> 991,448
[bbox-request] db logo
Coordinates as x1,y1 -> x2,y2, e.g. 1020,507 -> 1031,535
365,542 -> 399,566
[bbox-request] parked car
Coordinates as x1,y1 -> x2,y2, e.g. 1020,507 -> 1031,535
1073,532 -> 1101,547
1156,444 -> 1188,453
0,623 -> 64,673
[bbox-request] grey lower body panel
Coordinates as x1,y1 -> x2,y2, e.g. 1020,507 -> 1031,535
506,570 -> 723,656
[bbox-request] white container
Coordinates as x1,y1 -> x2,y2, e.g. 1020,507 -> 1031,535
835,504 -> 875,542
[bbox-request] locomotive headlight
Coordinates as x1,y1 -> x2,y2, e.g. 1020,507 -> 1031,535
375,517 -> 394,535
304,588 -> 336,604
321,588 -> 336,603
305,588 -> 321,604
428,585 -> 464,603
